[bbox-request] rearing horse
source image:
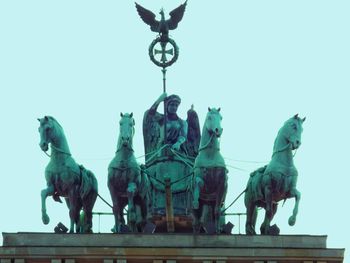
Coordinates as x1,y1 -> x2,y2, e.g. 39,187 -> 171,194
38,116 -> 98,233
108,113 -> 151,233
245,114 -> 305,235
192,107 -> 228,233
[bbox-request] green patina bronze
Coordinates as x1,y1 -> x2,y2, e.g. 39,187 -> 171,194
108,113 -> 152,233
143,93 -> 201,222
245,114 -> 306,235
135,2 -> 186,68
34,2 -> 309,236
135,1 -> 187,43
191,108 -> 228,233
38,116 -> 98,233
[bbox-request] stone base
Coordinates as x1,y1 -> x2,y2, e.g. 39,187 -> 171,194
0,232 -> 344,263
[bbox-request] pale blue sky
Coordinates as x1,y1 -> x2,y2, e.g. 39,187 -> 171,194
0,0 -> 349,260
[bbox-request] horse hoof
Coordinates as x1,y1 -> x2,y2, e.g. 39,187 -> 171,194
192,227 -> 200,234
42,214 -> 50,225
246,230 -> 256,235
245,226 -> 256,235
269,224 -> 280,235
288,216 -> 296,226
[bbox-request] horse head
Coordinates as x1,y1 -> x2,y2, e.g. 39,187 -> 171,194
276,114 -> 306,152
38,116 -> 59,152
118,112 -> 135,149
205,107 -> 223,138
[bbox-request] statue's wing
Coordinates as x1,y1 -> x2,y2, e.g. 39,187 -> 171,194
167,1 -> 187,30
184,105 -> 201,158
143,110 -> 161,165
135,2 -> 159,32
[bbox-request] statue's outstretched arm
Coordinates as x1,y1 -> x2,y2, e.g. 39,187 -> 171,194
149,92 -> 167,115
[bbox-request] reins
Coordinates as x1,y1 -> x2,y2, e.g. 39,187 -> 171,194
41,144 -> 71,158
272,142 -> 291,157
198,133 -> 214,152
272,142 -> 299,157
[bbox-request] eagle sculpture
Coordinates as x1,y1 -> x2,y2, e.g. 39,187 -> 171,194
135,1 -> 187,42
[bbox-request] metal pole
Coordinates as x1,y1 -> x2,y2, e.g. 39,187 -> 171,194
162,67 -> 175,233
164,177 -> 175,232
162,67 -> 167,146
98,214 -> 101,233
238,214 -> 241,234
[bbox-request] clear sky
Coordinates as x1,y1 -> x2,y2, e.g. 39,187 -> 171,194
0,0 -> 349,260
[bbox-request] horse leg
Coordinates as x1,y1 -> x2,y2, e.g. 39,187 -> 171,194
64,198 -> 75,232
214,178 -> 226,234
261,202 -> 279,236
82,190 -> 97,233
110,189 -> 122,233
288,188 -> 301,226
140,189 -> 152,229
127,182 -> 137,232
192,173 -> 203,209
41,184 -> 55,225
67,190 -> 81,233
65,197 -> 83,233
192,169 -> 203,233
244,183 -> 257,235
192,202 -> 202,234
245,201 -> 257,235
251,204 -> 258,234
113,198 -> 126,233
271,203 -> 279,234
260,185 -> 273,235
145,189 -> 153,222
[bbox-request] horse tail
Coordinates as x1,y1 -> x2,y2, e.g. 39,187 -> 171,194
79,165 -> 98,199
244,178 -> 252,207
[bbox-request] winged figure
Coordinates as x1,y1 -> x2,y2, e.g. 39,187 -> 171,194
135,1 -> 187,42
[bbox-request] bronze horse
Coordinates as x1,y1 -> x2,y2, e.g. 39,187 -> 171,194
192,108 -> 228,233
108,113 -> 151,233
38,116 -> 98,233
245,114 -> 305,235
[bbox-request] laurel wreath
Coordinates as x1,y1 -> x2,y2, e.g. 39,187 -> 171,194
148,37 -> 179,68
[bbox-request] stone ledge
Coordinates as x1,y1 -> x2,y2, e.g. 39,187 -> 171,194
0,246 -> 345,261
2,233 -> 328,249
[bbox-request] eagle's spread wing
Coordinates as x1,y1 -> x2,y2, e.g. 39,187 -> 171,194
167,1 -> 187,30
135,2 -> 159,32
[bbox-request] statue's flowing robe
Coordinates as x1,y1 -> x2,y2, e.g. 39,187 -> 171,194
142,107 -> 200,215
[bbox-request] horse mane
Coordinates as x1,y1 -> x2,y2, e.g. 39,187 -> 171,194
46,116 -> 63,130
273,122 -> 288,153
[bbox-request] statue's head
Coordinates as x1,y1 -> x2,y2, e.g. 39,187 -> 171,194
166,94 -> 181,115
159,8 -> 165,19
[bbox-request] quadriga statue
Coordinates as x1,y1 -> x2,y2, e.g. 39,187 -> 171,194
38,116 -> 98,233
143,92 -> 200,230
245,114 -> 305,235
